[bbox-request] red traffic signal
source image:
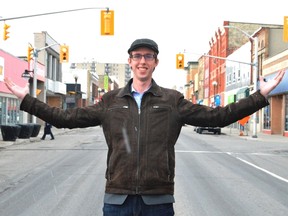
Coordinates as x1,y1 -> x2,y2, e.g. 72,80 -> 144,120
27,45 -> 34,63
101,10 -> 114,36
284,16 -> 288,42
60,45 -> 69,63
176,54 -> 184,69
3,23 -> 10,41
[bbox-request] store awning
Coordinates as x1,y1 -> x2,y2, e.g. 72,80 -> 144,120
236,87 -> 249,101
267,69 -> 288,96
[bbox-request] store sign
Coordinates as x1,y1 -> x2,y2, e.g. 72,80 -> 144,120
214,95 -> 221,106
104,75 -> 109,91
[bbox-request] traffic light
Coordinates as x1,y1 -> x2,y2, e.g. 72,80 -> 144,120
60,45 -> 69,63
101,10 -> 114,35
27,45 -> 34,63
176,54 -> 184,69
284,16 -> 288,42
3,23 -> 10,41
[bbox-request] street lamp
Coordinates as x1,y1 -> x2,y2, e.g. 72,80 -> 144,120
21,69 -> 33,79
31,48 -> 38,123
74,74 -> 78,108
212,80 -> 217,95
223,25 -> 258,138
212,81 -> 218,107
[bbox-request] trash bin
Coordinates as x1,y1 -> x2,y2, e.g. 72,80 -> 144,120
1,124 -> 21,141
17,123 -> 34,139
29,123 -> 41,137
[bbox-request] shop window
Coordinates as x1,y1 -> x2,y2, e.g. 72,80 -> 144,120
263,98 -> 271,129
0,97 -> 20,125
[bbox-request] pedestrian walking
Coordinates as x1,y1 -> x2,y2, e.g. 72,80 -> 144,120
4,38 -> 285,215
41,122 -> 55,140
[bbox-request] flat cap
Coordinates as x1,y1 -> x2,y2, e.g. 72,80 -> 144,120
128,38 -> 159,54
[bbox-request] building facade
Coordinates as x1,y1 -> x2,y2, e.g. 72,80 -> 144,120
262,49 -> 288,136
0,49 -> 28,125
184,21 -> 287,137
34,32 -> 66,113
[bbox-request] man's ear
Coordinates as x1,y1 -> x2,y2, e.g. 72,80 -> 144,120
155,58 -> 159,66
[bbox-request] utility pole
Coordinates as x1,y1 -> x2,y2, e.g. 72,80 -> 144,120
223,25 -> 258,138
30,43 -> 58,123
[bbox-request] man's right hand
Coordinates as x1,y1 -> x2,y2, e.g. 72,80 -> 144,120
4,77 -> 29,100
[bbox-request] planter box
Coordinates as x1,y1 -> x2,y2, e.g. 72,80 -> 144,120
29,123 -> 42,137
1,124 -> 21,141
17,124 -> 34,139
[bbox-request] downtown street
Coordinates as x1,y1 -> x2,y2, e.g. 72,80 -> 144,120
0,126 -> 288,216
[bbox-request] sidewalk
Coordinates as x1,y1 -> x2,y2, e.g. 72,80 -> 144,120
220,126 -> 288,143
0,127 -> 72,148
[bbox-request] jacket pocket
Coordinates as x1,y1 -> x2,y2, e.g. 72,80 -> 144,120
105,105 -> 130,147
105,105 -> 134,183
147,104 -> 172,144
143,105 -> 173,183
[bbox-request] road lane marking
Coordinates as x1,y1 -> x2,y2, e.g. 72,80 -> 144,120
176,150 -> 225,154
227,153 -> 288,184
176,150 -> 288,184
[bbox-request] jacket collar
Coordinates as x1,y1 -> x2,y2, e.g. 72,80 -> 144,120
117,78 -> 163,98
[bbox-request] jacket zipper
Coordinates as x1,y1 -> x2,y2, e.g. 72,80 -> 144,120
135,105 -> 141,194
133,92 -> 146,194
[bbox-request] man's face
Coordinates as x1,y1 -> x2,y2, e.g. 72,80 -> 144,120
128,47 -> 159,82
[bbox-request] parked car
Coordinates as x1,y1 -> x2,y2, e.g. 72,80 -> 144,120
195,126 -> 221,135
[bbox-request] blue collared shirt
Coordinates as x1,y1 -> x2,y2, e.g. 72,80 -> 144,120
131,84 -> 149,109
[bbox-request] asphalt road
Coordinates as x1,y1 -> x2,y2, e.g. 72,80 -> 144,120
0,126 -> 287,216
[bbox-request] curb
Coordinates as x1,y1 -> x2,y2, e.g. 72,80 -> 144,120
0,127 -> 72,148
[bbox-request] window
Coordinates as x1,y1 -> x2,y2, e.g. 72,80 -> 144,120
0,97 -> 20,125
263,98 -> 271,129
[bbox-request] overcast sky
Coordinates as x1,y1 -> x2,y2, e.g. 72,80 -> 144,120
1,0 -> 286,89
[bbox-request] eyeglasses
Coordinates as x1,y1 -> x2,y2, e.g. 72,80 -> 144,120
130,54 -> 156,61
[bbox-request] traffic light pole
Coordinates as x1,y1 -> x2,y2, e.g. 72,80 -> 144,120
223,25 -> 258,138
200,54 -> 254,66
31,49 -> 38,124
252,37 -> 259,138
0,7 -> 109,21
31,43 -> 58,123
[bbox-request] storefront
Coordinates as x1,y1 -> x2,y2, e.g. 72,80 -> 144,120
0,97 -> 20,125
0,50 -> 28,125
264,69 -> 288,136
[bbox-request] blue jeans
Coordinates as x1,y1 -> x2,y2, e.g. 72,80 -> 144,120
103,195 -> 174,216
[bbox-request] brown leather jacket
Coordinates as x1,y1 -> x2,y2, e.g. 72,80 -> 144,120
20,78 -> 269,195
